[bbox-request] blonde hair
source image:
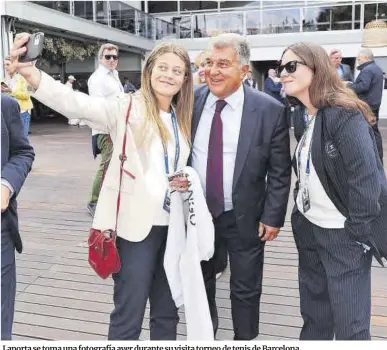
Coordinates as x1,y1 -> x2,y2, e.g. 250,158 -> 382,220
98,43 -> 119,59
193,51 -> 208,85
136,42 -> 193,148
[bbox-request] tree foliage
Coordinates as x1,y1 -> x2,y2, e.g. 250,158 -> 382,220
40,35 -> 99,67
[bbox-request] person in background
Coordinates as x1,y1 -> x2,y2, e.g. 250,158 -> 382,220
1,94 -> 35,340
2,57 -> 33,138
264,69 -> 284,104
280,41 -> 387,340
192,33 -> 291,340
87,43 -> 125,217
194,51 -> 208,86
66,75 -> 81,126
10,33 -> 194,341
243,70 -> 258,89
348,48 -> 384,163
65,75 -> 76,88
329,48 -> 353,82
123,77 -> 136,93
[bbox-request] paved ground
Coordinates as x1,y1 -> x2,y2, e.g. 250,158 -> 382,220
11,118 -> 387,340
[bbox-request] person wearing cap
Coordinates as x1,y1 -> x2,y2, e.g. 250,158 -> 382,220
65,75 -> 82,126
65,75 -> 76,88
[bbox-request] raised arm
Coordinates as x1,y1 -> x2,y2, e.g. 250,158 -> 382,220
9,33 -> 119,134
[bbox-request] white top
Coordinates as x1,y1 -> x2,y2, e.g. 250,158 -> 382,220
296,116 -> 346,228
192,84 -> 244,211
88,65 -> 124,135
130,105 -> 190,225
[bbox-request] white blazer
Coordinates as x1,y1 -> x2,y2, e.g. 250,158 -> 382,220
34,72 -> 170,242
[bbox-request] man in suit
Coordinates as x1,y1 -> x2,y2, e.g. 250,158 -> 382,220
1,94 -> 35,340
264,69 -> 285,104
348,48 -> 384,164
243,71 -> 257,89
329,48 -> 354,82
191,33 -> 292,340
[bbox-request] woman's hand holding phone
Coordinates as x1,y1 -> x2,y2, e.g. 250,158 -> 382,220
9,33 -> 42,90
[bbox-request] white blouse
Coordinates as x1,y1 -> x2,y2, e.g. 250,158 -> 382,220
296,116 -> 346,229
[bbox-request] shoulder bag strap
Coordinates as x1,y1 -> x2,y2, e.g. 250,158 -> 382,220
114,95 -> 134,233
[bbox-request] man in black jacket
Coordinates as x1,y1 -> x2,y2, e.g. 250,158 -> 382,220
348,48 -> 384,163
1,94 -> 35,339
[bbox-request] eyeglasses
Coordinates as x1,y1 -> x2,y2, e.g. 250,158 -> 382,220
276,60 -> 308,77
104,55 -> 119,61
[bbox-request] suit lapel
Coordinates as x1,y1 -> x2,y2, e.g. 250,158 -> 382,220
311,111 -> 334,200
232,86 -> 259,190
191,87 -> 210,144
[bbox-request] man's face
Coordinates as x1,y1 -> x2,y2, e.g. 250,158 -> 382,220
330,53 -> 342,68
100,49 -> 119,71
357,55 -> 368,66
4,60 -> 15,75
205,46 -> 248,99
247,72 -> 252,80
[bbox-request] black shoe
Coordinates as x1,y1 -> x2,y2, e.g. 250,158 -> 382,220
87,203 -> 96,217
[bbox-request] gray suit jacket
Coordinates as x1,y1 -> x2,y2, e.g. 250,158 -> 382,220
192,85 -> 292,237
293,105 -> 387,264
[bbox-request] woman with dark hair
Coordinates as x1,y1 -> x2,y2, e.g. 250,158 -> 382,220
277,42 -> 387,340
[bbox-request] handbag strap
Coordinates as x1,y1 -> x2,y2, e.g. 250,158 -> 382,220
115,95 -> 133,233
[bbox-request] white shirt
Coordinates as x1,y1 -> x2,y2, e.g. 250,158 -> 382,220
131,106 -> 190,225
88,65 -> 124,135
192,84 -> 244,211
296,116 -> 346,228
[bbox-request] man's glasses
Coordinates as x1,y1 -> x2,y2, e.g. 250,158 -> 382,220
104,55 -> 119,61
276,60 -> 308,77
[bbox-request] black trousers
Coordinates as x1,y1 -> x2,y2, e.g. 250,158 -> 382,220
371,107 -> 383,164
201,210 -> 265,340
291,209 -> 372,340
1,230 -> 16,340
108,226 -> 179,340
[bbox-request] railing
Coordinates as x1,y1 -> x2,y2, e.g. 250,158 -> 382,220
29,1 -> 386,41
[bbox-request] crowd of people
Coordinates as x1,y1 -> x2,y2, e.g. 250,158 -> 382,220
1,31 -> 387,342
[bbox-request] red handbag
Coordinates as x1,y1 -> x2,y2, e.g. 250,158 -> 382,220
88,96 -> 133,279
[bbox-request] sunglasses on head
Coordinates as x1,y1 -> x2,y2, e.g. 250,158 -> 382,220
276,60 -> 308,77
104,54 -> 119,61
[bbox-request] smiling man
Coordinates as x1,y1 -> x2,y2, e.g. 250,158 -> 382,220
191,33 -> 292,340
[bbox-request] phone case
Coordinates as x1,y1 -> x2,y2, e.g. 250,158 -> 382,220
19,32 -> 45,63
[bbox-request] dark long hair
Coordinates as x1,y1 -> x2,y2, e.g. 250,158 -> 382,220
281,42 -> 374,124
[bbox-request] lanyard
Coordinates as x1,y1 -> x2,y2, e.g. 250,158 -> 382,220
297,113 -> 315,183
164,107 -> 180,175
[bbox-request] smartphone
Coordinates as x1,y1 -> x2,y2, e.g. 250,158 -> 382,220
1,82 -> 9,88
19,32 -> 45,63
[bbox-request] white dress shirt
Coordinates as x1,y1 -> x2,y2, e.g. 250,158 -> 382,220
192,84 -> 244,211
296,116 -> 346,228
87,65 -> 124,135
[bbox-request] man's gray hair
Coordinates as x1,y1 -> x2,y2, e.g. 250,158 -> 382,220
208,33 -> 250,66
358,48 -> 374,60
98,43 -> 119,59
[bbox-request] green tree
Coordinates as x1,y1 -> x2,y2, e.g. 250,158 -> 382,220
25,30 -> 99,82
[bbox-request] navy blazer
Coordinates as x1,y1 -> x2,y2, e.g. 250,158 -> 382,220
293,105 -> 387,264
264,77 -> 284,103
192,85 -> 292,236
1,94 -> 35,254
